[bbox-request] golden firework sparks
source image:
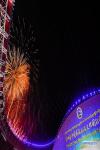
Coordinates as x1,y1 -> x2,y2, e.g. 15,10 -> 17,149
4,47 -> 30,100
4,47 -> 30,139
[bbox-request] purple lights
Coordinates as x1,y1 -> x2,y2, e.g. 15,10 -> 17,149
23,139 -> 55,148
53,89 -> 100,150
65,88 -> 100,118
8,120 -> 55,148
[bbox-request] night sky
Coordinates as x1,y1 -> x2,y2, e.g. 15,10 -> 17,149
0,0 -> 100,149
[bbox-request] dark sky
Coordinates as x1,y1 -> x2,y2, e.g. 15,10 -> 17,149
1,0 -> 100,149
13,0 -> 99,143
13,1 -> 98,94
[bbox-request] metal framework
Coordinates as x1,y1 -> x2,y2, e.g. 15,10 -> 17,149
0,0 -> 14,129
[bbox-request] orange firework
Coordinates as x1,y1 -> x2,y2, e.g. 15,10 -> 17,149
4,47 -> 33,139
4,47 -> 30,100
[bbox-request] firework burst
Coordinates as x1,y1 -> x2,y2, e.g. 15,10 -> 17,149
10,18 -> 39,82
4,46 -> 38,140
3,18 -> 39,141
4,47 -> 30,100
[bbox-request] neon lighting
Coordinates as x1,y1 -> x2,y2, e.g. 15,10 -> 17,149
9,120 -> 55,148
64,88 -> 100,118
53,88 -> 100,150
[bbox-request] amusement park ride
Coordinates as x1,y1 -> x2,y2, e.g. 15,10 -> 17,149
0,0 -> 15,116
0,0 -> 15,146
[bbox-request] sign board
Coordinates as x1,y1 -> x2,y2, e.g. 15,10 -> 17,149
53,93 -> 100,150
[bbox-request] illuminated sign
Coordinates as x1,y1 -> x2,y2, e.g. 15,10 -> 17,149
53,91 -> 100,150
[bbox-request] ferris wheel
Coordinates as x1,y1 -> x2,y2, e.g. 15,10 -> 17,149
0,0 -> 15,146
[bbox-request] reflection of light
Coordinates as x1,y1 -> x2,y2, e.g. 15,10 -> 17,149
81,141 -> 100,150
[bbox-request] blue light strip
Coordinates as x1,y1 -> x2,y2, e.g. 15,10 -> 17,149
8,120 -> 55,149
62,88 -> 100,126
23,139 -> 55,148
55,88 -> 100,135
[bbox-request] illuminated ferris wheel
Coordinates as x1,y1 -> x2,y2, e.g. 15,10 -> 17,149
0,0 -> 15,144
